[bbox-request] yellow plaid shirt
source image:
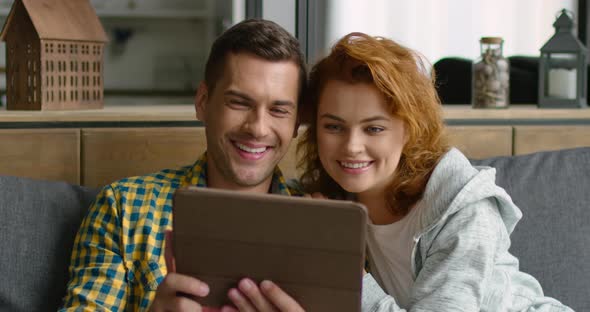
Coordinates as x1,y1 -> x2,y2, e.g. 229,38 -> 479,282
60,153 -> 301,311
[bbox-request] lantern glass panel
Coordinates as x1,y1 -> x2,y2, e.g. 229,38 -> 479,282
545,53 -> 578,99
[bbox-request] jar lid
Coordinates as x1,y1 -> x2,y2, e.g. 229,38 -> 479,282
480,37 -> 503,44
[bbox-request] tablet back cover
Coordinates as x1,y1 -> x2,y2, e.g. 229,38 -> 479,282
173,187 -> 367,311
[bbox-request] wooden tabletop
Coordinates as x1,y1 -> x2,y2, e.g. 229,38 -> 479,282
0,104 -> 197,122
1,104 -> 590,124
443,105 -> 590,121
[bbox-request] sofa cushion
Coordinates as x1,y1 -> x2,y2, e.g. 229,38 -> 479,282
471,147 -> 590,311
0,176 -> 99,312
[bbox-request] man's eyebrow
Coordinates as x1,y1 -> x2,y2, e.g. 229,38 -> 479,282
273,100 -> 296,108
225,89 -> 295,108
224,90 -> 254,101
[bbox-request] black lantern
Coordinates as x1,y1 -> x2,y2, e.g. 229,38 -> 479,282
538,9 -> 587,108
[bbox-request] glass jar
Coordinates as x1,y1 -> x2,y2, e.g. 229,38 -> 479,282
472,37 -> 510,108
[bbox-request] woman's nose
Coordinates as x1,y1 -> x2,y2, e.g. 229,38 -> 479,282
344,131 -> 364,155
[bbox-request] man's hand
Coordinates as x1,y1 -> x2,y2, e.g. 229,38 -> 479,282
150,273 -> 218,312
220,278 -> 304,312
304,192 -> 327,200
149,230 -> 219,312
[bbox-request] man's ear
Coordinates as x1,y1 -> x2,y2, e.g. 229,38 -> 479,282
293,120 -> 300,138
293,104 -> 304,138
195,82 -> 208,122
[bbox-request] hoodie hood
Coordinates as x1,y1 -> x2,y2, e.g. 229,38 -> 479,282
416,148 -> 522,236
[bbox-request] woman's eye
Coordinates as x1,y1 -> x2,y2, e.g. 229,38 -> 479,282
366,126 -> 384,134
323,124 -> 342,131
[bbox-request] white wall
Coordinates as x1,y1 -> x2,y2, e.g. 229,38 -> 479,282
324,0 -> 578,64
263,0 -> 296,36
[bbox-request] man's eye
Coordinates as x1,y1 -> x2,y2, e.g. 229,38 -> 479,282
271,107 -> 289,115
366,126 -> 384,134
228,100 -> 249,108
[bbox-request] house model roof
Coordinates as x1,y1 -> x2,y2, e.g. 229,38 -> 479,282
0,0 -> 108,42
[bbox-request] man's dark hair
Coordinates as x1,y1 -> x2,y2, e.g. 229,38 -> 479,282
204,19 -> 307,105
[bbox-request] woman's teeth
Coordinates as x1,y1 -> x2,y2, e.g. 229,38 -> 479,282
339,161 -> 370,169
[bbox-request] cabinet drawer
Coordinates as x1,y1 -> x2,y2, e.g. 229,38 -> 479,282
82,127 -> 206,187
448,126 -> 513,159
0,129 -> 80,184
514,126 -> 590,155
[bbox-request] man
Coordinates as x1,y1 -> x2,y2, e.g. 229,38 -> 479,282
60,19 -> 306,311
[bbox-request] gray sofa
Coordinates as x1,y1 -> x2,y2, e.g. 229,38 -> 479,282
1,147 -> 589,311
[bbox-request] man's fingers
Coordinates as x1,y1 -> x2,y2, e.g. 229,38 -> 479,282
151,274 -> 212,312
260,281 -> 304,312
220,306 -> 239,312
162,273 -> 210,297
311,192 -> 326,199
237,279 -> 277,312
164,230 -> 176,273
224,279 -> 304,312
304,193 -> 327,199
228,287 -> 256,312
169,295 -> 206,311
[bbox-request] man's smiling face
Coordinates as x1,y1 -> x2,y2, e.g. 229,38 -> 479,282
196,52 -> 300,191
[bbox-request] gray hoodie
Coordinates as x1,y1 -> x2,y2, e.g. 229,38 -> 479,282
362,148 -> 573,312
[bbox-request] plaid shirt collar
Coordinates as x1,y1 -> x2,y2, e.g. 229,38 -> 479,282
183,152 -> 294,196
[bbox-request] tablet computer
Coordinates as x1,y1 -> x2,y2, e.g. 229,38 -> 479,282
172,186 -> 367,311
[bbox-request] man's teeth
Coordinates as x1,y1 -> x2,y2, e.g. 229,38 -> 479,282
340,161 -> 370,169
236,143 -> 267,153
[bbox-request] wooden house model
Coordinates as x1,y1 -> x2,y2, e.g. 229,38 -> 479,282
0,0 -> 108,110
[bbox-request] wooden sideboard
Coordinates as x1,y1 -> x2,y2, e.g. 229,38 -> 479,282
1,104 -> 589,187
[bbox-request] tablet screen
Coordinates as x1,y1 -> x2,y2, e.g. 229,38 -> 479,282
173,187 -> 367,311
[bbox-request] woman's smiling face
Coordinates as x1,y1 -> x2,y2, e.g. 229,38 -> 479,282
317,80 -> 406,196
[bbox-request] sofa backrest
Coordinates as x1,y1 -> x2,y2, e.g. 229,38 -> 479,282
0,147 -> 588,311
0,176 -> 99,312
471,147 -> 590,311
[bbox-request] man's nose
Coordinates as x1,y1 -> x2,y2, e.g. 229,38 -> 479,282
243,109 -> 270,138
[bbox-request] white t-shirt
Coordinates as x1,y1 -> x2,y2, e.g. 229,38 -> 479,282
366,204 -> 423,308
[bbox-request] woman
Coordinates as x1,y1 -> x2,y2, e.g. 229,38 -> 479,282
297,32 -> 573,311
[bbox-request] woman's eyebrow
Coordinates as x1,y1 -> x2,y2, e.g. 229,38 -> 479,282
319,114 -> 389,123
360,116 -> 390,123
319,113 -> 345,122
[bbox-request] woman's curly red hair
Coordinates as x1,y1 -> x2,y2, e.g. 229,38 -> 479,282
298,32 -> 449,216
